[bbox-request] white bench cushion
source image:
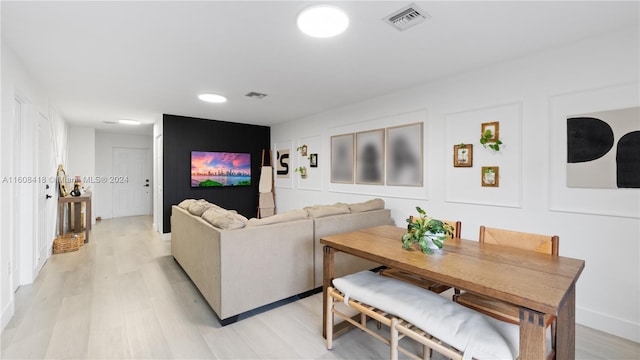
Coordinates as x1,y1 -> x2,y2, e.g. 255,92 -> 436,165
333,271 -> 520,360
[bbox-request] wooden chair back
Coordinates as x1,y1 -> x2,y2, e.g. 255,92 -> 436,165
443,220 -> 462,239
479,225 -> 559,255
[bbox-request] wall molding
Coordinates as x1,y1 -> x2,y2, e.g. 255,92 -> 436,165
548,82 -> 640,219
444,102 -> 523,207
327,109 -> 429,200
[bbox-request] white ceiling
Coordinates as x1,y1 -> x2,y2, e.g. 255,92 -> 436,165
2,1 -> 638,135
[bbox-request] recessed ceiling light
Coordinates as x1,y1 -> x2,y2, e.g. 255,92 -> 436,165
118,119 -> 141,125
297,5 -> 349,38
198,93 -> 227,103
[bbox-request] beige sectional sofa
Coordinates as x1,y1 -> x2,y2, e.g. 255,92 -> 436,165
170,198 -> 394,325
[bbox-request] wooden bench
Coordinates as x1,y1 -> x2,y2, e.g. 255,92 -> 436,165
326,271 -> 524,360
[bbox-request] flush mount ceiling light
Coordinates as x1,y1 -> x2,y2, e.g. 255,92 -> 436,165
198,93 -> 227,103
117,119 -> 141,125
297,5 -> 349,38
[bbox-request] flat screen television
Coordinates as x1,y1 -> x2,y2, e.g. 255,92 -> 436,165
191,151 -> 251,187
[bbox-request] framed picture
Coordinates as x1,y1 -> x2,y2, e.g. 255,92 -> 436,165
309,153 -> 318,168
276,148 -> 291,179
481,166 -> 499,187
297,144 -> 308,157
356,129 -> 384,185
453,144 -> 473,167
386,122 -> 423,186
331,133 -> 354,183
481,121 -> 500,141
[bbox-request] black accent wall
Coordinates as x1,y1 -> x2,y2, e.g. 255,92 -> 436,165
163,114 -> 270,233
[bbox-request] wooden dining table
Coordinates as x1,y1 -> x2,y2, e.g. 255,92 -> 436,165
321,225 -> 585,360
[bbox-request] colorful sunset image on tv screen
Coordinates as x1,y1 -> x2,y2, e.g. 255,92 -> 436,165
191,151 -> 251,187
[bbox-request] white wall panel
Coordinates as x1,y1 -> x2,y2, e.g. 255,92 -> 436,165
444,102 -> 522,207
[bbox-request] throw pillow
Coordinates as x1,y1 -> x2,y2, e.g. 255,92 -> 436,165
178,199 -> 196,209
188,201 -> 213,216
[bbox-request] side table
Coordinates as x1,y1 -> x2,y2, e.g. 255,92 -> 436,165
58,195 -> 92,242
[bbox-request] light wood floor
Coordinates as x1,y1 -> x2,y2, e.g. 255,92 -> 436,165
1,216 -> 638,359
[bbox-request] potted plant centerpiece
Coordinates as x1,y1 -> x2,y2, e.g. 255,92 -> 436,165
401,207 -> 453,254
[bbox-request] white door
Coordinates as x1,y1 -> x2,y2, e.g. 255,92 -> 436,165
11,98 -> 22,292
37,113 -> 55,270
112,147 -> 152,217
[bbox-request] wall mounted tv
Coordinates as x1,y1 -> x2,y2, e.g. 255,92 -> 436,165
191,151 -> 251,187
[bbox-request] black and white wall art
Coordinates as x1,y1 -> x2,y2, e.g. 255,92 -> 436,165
567,106 -> 640,188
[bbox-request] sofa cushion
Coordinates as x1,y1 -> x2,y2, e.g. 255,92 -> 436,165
178,198 -> 197,209
304,203 -> 350,218
246,209 -> 308,227
188,201 -> 214,216
202,209 -> 248,230
348,198 -> 385,213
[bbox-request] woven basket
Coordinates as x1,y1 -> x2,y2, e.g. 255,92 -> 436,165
53,233 -> 84,254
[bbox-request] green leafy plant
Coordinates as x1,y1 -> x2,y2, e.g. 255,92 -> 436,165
294,166 -> 307,178
480,130 -> 503,151
401,207 -> 453,254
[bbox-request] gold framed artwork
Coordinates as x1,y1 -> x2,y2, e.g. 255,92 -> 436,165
331,133 -> 354,183
356,129 -> 384,185
481,166 -> 499,187
453,144 -> 473,167
386,122 -> 423,186
481,121 -> 500,141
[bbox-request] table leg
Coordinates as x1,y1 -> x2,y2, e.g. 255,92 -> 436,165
555,283 -> 576,359
58,201 -> 64,235
519,308 -> 547,359
85,198 -> 91,242
73,202 -> 81,234
66,203 -> 72,232
322,245 -> 335,339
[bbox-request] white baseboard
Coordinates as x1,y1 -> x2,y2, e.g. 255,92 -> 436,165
1,300 -> 15,332
577,305 -> 639,343
161,232 -> 171,241
152,223 -> 158,232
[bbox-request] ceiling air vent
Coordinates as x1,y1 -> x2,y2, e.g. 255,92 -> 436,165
245,91 -> 268,99
384,3 -> 430,31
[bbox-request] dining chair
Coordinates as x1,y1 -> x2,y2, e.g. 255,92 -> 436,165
380,220 -> 461,294
453,225 -> 559,360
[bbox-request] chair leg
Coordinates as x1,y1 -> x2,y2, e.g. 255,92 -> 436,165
452,288 -> 461,302
390,318 -> 399,360
326,289 -> 334,350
